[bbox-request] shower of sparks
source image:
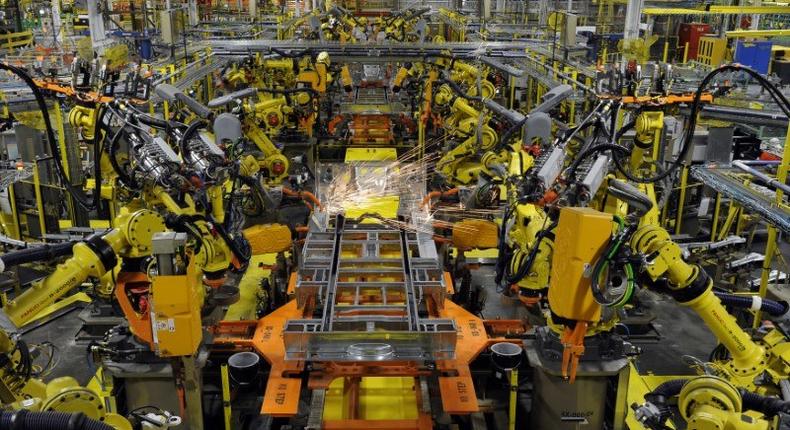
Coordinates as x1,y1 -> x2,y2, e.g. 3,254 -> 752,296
319,134 -> 503,237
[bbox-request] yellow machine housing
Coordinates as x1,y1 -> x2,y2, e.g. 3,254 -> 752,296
508,203 -> 552,293
548,207 -> 613,323
150,259 -> 203,357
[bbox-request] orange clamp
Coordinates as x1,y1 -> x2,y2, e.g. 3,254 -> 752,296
560,322 -> 588,384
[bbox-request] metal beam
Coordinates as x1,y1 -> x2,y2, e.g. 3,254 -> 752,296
623,0 -> 644,39
726,29 -> 790,38
643,5 -> 790,14
691,105 -> 789,128
209,40 -> 541,60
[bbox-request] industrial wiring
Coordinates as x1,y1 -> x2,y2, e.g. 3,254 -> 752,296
590,215 -> 636,308
0,62 -> 97,210
616,64 -> 790,184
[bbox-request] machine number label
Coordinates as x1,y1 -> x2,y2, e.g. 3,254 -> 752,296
468,321 -> 481,337
456,380 -> 469,403
561,411 -> 593,424
275,383 -> 288,405
262,325 -> 274,341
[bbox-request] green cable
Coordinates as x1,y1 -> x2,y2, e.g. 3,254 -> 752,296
590,216 -> 634,308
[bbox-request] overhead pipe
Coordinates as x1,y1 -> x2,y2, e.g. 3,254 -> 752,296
731,160 -> 790,195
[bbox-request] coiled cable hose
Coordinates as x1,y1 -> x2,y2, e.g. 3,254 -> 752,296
644,379 -> 688,421
0,242 -> 75,272
0,411 -> 113,430
741,390 -> 790,417
713,291 -> 788,317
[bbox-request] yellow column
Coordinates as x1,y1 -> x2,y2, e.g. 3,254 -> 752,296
710,192 -> 721,241
755,122 -> 790,325
32,163 -> 47,237
221,364 -> 232,430
509,369 -> 518,430
675,165 -> 689,234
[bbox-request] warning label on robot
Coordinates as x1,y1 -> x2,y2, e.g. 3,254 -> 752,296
155,318 -> 176,332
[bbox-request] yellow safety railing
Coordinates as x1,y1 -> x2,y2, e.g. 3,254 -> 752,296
0,31 -> 33,50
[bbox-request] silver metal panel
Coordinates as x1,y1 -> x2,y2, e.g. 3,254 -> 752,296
536,147 -> 565,190
581,154 -> 610,198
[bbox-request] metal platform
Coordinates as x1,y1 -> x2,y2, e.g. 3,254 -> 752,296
284,215 -> 456,361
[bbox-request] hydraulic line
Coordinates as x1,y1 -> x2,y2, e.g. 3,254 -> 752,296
648,379 -> 688,399
107,125 -> 137,190
180,119 -> 208,158
505,223 -> 555,285
741,390 -> 790,416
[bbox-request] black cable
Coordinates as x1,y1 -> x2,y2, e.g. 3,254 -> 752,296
566,143 -> 629,181
608,101 -> 620,145
107,125 -> 138,190
91,106 -> 108,214
495,116 -> 528,151
494,205 -> 513,288
0,411 -> 114,430
13,339 -> 32,381
619,64 -> 790,184
0,62 -> 95,210
505,221 -> 556,284
740,390 -> 790,417
436,77 -> 484,103
179,119 -> 207,158
129,405 -> 167,415
0,241 -> 76,270
714,291 -> 788,317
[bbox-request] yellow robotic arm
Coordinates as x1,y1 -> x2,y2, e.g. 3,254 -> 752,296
449,61 -> 495,99
3,209 -> 166,327
630,224 -> 769,381
433,84 -> 499,184
3,185 -> 240,327
244,122 -> 290,184
634,376 -> 789,430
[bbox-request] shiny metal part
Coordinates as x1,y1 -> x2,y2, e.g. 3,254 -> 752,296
679,235 -> 746,251
581,155 -> 610,201
536,147 -> 565,190
284,219 -> 456,362
727,252 -> 765,269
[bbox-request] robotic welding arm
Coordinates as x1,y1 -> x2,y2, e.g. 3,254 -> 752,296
2,210 -> 166,327
628,223 -> 767,374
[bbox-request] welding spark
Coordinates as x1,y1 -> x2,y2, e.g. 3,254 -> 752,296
319,133 -> 500,239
